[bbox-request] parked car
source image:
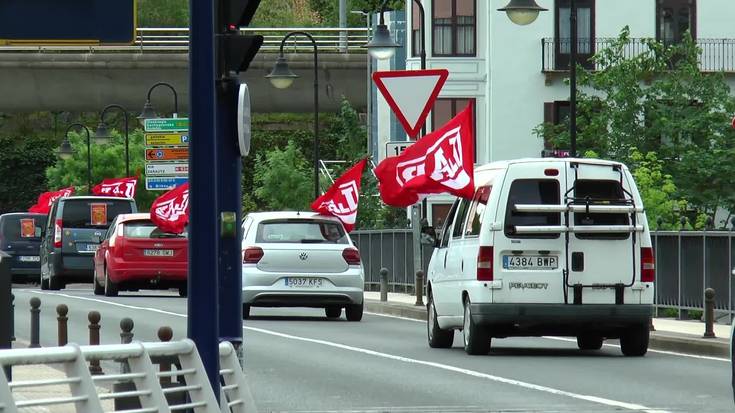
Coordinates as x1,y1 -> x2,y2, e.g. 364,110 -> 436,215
40,196 -> 137,290
426,158 -> 654,356
0,213 -> 46,282
241,212 -> 364,321
93,213 -> 187,297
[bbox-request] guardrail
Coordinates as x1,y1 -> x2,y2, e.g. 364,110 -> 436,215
0,27 -> 370,54
0,339 -> 252,413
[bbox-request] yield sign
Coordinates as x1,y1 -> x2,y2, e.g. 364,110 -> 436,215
372,69 -> 449,138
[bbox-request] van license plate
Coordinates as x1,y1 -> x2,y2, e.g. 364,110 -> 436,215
18,256 -> 39,262
144,249 -> 174,257
503,255 -> 558,270
85,244 -> 99,252
284,277 -> 323,288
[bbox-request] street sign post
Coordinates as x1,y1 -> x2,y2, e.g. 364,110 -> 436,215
145,133 -> 190,146
145,163 -> 189,176
145,148 -> 189,161
145,177 -> 189,191
144,118 -> 190,191
144,118 -> 189,132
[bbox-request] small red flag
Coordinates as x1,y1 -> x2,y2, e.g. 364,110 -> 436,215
28,187 -> 75,214
375,102 -> 475,206
150,183 -> 190,234
311,159 -> 367,232
92,177 -> 138,199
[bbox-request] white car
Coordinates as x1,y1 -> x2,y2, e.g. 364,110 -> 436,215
241,212 -> 364,321
426,158 -> 654,356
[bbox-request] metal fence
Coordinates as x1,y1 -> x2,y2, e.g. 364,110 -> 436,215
541,37 -> 735,73
353,229 -> 735,314
0,27 -> 369,54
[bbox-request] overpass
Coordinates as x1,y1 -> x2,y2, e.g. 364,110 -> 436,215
0,27 -> 371,113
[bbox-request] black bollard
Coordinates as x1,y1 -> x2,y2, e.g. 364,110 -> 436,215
88,311 -> 102,375
703,288 -> 716,338
56,304 -> 68,346
29,297 -> 41,348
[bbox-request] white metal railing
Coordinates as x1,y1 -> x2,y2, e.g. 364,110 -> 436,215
0,27 -> 370,54
0,340 -> 252,413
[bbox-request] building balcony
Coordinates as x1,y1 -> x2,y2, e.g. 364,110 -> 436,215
541,37 -> 735,74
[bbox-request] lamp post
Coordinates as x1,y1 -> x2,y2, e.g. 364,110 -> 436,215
266,32 -> 321,199
497,0 -> 580,157
137,82 -> 180,126
96,104 -> 131,177
59,123 -> 93,194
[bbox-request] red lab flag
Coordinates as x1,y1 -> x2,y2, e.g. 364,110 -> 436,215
375,101 -> 475,206
150,183 -> 190,234
28,187 -> 75,214
92,177 -> 138,199
311,159 -> 367,232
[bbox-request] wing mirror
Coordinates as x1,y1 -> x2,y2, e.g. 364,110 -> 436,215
420,225 -> 437,246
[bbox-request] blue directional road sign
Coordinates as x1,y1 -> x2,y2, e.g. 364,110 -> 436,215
145,177 -> 188,191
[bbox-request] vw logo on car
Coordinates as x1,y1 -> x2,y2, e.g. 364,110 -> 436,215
299,252 -> 308,261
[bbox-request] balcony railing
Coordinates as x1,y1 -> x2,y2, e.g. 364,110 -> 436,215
0,27 -> 370,54
542,37 -> 735,73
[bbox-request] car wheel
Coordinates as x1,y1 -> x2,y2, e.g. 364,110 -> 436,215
577,334 -> 604,350
40,273 -> 49,290
427,293 -> 453,348
104,267 -> 118,297
48,272 -> 62,291
325,306 -> 342,319
463,298 -> 490,355
242,304 -> 251,320
345,303 -> 363,322
93,272 -> 104,296
178,285 -> 188,297
620,324 -> 649,357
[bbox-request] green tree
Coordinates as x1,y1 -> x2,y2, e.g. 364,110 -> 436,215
253,141 -> 313,210
628,150 -> 685,230
0,134 -> 58,213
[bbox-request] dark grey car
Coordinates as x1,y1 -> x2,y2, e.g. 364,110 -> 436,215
0,213 -> 46,281
40,196 -> 137,290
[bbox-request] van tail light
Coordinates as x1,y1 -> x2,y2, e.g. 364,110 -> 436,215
242,247 -> 264,264
342,248 -> 361,265
54,219 -> 63,248
641,247 -> 655,282
477,246 -> 494,281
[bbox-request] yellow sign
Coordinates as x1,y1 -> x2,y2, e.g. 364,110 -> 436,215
145,133 -> 190,146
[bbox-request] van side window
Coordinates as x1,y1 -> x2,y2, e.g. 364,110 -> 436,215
505,179 -> 561,239
452,199 -> 470,239
439,201 -> 458,248
574,179 -> 630,240
465,186 -> 491,237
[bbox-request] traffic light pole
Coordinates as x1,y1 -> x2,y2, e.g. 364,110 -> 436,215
188,0 -> 220,397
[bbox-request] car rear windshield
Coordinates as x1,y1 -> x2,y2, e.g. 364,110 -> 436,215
505,179 -> 561,239
256,219 -> 348,244
1,215 -> 44,240
123,220 -> 188,239
62,200 -> 133,229
573,179 -> 630,240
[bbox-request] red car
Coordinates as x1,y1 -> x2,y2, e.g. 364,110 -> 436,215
93,213 -> 188,297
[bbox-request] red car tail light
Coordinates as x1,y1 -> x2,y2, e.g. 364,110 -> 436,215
342,248 -> 361,265
641,247 -> 655,283
54,219 -> 63,248
477,246 -> 494,281
242,247 -> 264,264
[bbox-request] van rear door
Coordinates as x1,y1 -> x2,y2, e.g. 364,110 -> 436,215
494,161 -> 567,304
565,162 -> 640,304
61,199 -> 135,256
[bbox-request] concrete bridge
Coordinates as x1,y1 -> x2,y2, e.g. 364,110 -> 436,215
0,28 -> 370,113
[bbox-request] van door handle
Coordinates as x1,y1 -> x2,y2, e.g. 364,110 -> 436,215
443,252 -> 448,268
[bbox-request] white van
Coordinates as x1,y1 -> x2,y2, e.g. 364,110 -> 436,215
426,158 -> 654,356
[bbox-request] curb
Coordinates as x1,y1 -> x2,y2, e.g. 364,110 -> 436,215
366,299 -> 731,357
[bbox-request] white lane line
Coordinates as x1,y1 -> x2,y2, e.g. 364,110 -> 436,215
25,290 -> 671,413
364,310 -> 731,363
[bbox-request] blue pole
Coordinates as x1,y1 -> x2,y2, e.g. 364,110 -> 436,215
188,0 -> 220,396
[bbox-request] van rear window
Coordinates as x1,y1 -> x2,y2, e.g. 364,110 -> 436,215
573,180 -> 630,240
1,215 -> 44,240
505,179 -> 560,239
62,200 -> 133,229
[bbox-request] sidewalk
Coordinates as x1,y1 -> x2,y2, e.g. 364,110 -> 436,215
364,291 -> 733,357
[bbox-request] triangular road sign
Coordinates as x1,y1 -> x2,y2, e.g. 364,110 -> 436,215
372,69 -> 449,138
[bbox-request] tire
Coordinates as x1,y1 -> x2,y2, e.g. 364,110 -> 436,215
427,294 -> 453,348
325,306 -> 342,319
48,273 -> 62,291
104,267 -> 118,297
178,285 -> 188,297
577,334 -> 604,350
40,274 -> 49,290
242,304 -> 251,320
93,273 -> 104,296
620,324 -> 649,357
345,303 -> 363,322
462,298 -> 490,355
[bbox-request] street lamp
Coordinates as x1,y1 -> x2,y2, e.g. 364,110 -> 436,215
498,0 -> 580,158
137,82 -> 180,127
96,104 -> 131,177
266,31 -> 321,199
363,0 -> 401,60
60,123 -> 93,194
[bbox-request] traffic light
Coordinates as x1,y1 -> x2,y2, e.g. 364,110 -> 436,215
216,0 -> 263,78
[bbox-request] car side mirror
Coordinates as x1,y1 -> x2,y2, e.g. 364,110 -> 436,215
421,226 -> 437,246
